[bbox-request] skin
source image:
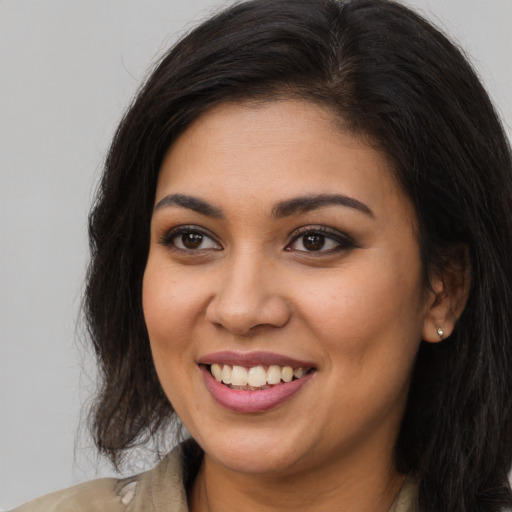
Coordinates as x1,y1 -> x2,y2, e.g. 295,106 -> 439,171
143,100 -> 453,512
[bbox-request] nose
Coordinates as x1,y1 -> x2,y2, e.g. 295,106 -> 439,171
205,253 -> 291,336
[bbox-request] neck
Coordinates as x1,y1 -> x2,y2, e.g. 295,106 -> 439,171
188,447 -> 405,512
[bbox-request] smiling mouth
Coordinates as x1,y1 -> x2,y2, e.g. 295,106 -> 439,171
207,363 -> 315,391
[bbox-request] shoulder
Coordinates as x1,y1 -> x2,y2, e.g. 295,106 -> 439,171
11,477 -> 133,512
11,443 -> 197,512
388,477 -> 419,512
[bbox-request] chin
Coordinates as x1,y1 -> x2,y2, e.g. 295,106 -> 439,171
198,428 -> 309,475
214,448 -> 301,475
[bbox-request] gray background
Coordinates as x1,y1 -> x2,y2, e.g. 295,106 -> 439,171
1,0 -> 511,509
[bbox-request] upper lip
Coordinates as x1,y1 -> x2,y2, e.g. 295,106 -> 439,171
197,351 -> 315,369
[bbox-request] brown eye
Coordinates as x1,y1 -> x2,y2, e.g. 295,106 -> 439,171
287,227 -> 355,253
302,234 -> 325,251
161,227 -> 221,251
181,232 -> 204,249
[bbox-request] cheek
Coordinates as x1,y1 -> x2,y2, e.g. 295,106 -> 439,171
295,259 -> 426,435
142,259 -> 207,414
142,259 -> 201,362
297,254 -> 426,370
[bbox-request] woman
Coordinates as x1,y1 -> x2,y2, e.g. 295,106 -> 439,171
14,0 -> 512,510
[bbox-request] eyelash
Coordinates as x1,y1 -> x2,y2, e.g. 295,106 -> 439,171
158,225 -> 356,254
159,225 -> 221,252
286,226 -> 356,254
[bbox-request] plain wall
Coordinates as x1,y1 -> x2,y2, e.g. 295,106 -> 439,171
1,1 -> 511,509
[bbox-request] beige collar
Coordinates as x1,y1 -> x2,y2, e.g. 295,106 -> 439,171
132,443 -> 417,512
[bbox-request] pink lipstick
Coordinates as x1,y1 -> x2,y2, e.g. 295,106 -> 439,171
198,351 -> 316,413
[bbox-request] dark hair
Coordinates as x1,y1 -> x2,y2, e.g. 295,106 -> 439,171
85,0 -> 512,510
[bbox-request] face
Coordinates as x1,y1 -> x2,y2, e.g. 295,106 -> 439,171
143,100 -> 435,478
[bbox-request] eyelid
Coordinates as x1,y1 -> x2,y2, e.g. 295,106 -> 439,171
157,223 -> 356,253
286,225 -> 357,252
158,224 -> 222,251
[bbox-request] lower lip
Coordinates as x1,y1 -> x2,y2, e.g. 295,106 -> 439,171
200,365 -> 314,413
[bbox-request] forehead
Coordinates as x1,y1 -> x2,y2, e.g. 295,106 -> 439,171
155,99 -> 413,224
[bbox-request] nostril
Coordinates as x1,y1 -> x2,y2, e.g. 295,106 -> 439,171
206,292 -> 292,334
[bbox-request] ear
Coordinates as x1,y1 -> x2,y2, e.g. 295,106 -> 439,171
422,244 -> 471,343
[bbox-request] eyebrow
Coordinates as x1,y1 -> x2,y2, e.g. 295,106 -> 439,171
271,194 -> 374,218
153,192 -> 373,219
154,193 -> 224,218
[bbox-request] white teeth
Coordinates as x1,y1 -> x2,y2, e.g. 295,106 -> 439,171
211,363 -> 222,381
293,367 -> 307,378
267,365 -> 282,385
231,365 -> 248,386
211,363 -> 311,388
247,365 -> 267,387
221,365 -> 232,384
281,366 -> 294,383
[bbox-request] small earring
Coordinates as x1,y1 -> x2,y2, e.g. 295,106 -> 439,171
437,327 -> 444,339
